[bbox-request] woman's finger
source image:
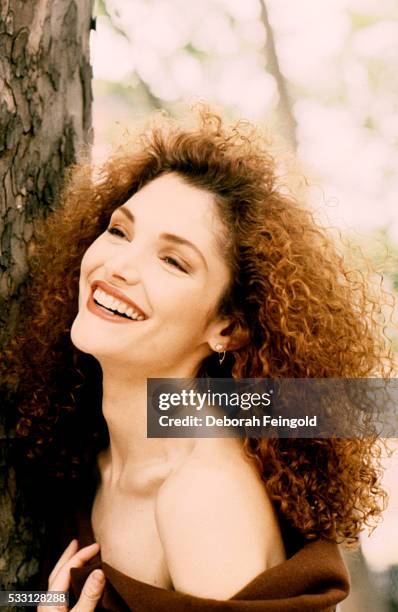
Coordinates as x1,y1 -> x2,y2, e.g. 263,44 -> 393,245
48,542 -> 100,592
72,569 -> 105,612
49,539 -> 79,583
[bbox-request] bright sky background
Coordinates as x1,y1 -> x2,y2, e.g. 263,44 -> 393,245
91,0 -> 398,240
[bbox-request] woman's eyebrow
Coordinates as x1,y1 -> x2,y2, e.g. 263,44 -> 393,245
116,205 -> 135,223
115,206 -> 207,269
160,233 -> 208,269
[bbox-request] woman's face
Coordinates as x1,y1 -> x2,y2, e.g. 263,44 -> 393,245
71,173 -> 232,377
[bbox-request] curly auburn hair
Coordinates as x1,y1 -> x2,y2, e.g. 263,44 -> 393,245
2,106 -> 394,546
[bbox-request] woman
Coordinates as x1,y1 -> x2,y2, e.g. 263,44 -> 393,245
3,107 -> 392,611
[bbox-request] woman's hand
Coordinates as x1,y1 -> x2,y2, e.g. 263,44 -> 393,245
38,539 -> 105,612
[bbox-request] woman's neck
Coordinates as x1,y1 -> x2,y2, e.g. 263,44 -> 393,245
100,366 -> 196,493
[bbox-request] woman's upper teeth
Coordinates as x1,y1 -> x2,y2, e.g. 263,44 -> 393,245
93,288 -> 144,320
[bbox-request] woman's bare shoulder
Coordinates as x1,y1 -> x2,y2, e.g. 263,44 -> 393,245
155,438 -> 286,600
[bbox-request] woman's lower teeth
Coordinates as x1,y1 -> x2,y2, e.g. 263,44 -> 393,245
95,299 -> 133,319
109,307 -> 132,319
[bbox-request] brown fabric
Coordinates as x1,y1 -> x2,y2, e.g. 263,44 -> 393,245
38,481 -> 350,612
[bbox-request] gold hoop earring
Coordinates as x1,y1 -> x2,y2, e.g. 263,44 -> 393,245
214,343 -> 226,365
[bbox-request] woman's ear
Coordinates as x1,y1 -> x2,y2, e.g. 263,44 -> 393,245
207,317 -> 250,352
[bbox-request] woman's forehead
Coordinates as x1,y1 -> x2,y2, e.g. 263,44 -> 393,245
118,173 -> 226,251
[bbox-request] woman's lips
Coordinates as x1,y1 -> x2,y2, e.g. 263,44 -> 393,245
87,289 -> 139,324
93,279 -> 146,318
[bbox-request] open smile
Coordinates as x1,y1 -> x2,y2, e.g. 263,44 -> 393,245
87,282 -> 147,324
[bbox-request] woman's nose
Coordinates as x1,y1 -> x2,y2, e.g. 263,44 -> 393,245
103,249 -> 141,285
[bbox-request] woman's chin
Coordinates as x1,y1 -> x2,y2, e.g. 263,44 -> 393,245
70,317 -> 133,363
70,316 -> 103,355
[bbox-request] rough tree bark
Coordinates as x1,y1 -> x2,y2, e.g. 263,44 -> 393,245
0,0 -> 93,599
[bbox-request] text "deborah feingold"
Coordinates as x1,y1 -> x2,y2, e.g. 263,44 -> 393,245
158,415 -> 317,428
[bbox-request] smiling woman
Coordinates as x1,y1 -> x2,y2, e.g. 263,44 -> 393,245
2,106 -> 394,611
71,173 -> 233,378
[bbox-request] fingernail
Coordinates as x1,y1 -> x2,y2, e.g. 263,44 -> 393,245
92,569 -> 105,585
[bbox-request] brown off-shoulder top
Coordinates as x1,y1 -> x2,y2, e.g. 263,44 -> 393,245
38,474 -> 350,612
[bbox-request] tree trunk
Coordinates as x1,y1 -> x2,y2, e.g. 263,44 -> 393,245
259,0 -> 298,151
0,0 -> 93,600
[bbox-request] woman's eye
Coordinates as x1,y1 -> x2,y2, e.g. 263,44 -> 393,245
107,226 -> 126,238
162,256 -> 187,273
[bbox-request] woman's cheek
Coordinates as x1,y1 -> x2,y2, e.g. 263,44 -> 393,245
81,242 -> 103,279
